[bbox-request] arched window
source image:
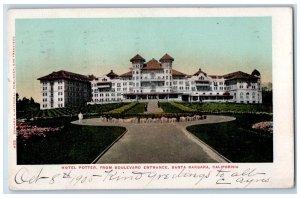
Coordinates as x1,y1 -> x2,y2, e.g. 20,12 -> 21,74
240,92 -> 244,99
246,92 -> 249,99
252,92 -> 255,99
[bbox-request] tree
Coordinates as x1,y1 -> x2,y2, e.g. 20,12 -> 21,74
16,93 -> 40,118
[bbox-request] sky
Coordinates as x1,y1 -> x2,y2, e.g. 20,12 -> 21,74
16,17 -> 272,102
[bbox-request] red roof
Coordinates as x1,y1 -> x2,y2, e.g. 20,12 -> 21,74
172,69 -> 187,76
223,71 -> 258,80
193,68 -> 207,76
130,54 -> 145,62
209,75 -> 223,79
159,53 -> 174,62
37,70 -> 91,81
143,59 -> 163,70
106,70 -> 119,79
119,71 -> 132,77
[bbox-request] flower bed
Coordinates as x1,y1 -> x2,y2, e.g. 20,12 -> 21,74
252,121 -> 273,134
17,122 -> 62,139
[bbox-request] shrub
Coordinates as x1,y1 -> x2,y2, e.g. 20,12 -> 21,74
108,102 -> 137,114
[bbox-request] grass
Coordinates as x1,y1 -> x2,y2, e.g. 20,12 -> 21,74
160,102 -> 185,113
18,103 -> 130,119
125,103 -> 146,114
108,102 -> 137,114
17,122 -> 126,164
186,114 -> 273,162
183,102 -> 272,113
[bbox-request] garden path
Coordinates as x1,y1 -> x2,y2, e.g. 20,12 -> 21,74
144,100 -> 163,114
72,115 -> 235,163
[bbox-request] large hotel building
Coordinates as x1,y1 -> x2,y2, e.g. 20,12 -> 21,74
38,53 -> 262,109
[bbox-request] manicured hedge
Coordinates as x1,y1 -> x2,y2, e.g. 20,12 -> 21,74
125,103 -> 146,114
108,102 -> 137,114
160,102 -> 196,113
183,102 -> 272,114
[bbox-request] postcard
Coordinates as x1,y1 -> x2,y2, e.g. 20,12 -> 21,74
7,7 -> 294,190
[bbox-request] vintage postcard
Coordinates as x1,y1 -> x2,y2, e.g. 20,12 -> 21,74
7,7 -> 294,190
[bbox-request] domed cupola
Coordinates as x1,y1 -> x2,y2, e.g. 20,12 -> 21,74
251,69 -> 261,77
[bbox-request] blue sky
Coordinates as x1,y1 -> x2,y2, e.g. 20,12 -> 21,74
16,17 -> 272,102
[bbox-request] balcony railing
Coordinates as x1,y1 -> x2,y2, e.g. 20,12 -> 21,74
141,77 -> 164,82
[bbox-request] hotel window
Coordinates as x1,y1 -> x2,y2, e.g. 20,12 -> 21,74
179,81 -> 183,85
240,92 -> 244,99
123,82 -> 127,86
117,83 -> 121,87
166,82 -> 169,86
246,92 -> 249,99
117,88 -> 121,91
252,92 -> 255,99
123,88 -> 127,91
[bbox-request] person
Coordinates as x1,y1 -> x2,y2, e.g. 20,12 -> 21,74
78,112 -> 83,123
157,101 -> 160,108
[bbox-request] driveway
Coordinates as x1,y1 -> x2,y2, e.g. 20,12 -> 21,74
72,115 -> 235,163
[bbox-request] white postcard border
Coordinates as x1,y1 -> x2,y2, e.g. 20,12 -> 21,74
7,7 -> 294,190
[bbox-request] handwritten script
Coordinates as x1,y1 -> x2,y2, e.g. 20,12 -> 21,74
14,166 -> 270,188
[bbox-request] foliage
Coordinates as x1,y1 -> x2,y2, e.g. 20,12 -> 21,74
160,102 -> 196,113
17,122 -> 126,164
107,102 -> 137,114
125,103 -> 146,114
170,102 -> 196,112
187,114 -> 273,162
17,102 -> 129,119
182,102 -> 272,114
262,90 -> 273,105
16,93 -> 40,118
160,102 -> 185,113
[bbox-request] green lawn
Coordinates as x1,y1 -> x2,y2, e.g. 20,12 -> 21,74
186,114 -> 273,162
18,103 -> 130,119
125,103 -> 146,114
183,102 -> 272,113
17,121 -> 126,164
160,102 -> 185,113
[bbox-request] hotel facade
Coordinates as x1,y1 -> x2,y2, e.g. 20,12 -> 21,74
38,53 -> 262,109
89,54 -> 262,104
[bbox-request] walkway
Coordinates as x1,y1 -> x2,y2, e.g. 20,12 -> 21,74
144,100 -> 163,114
72,115 -> 235,163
